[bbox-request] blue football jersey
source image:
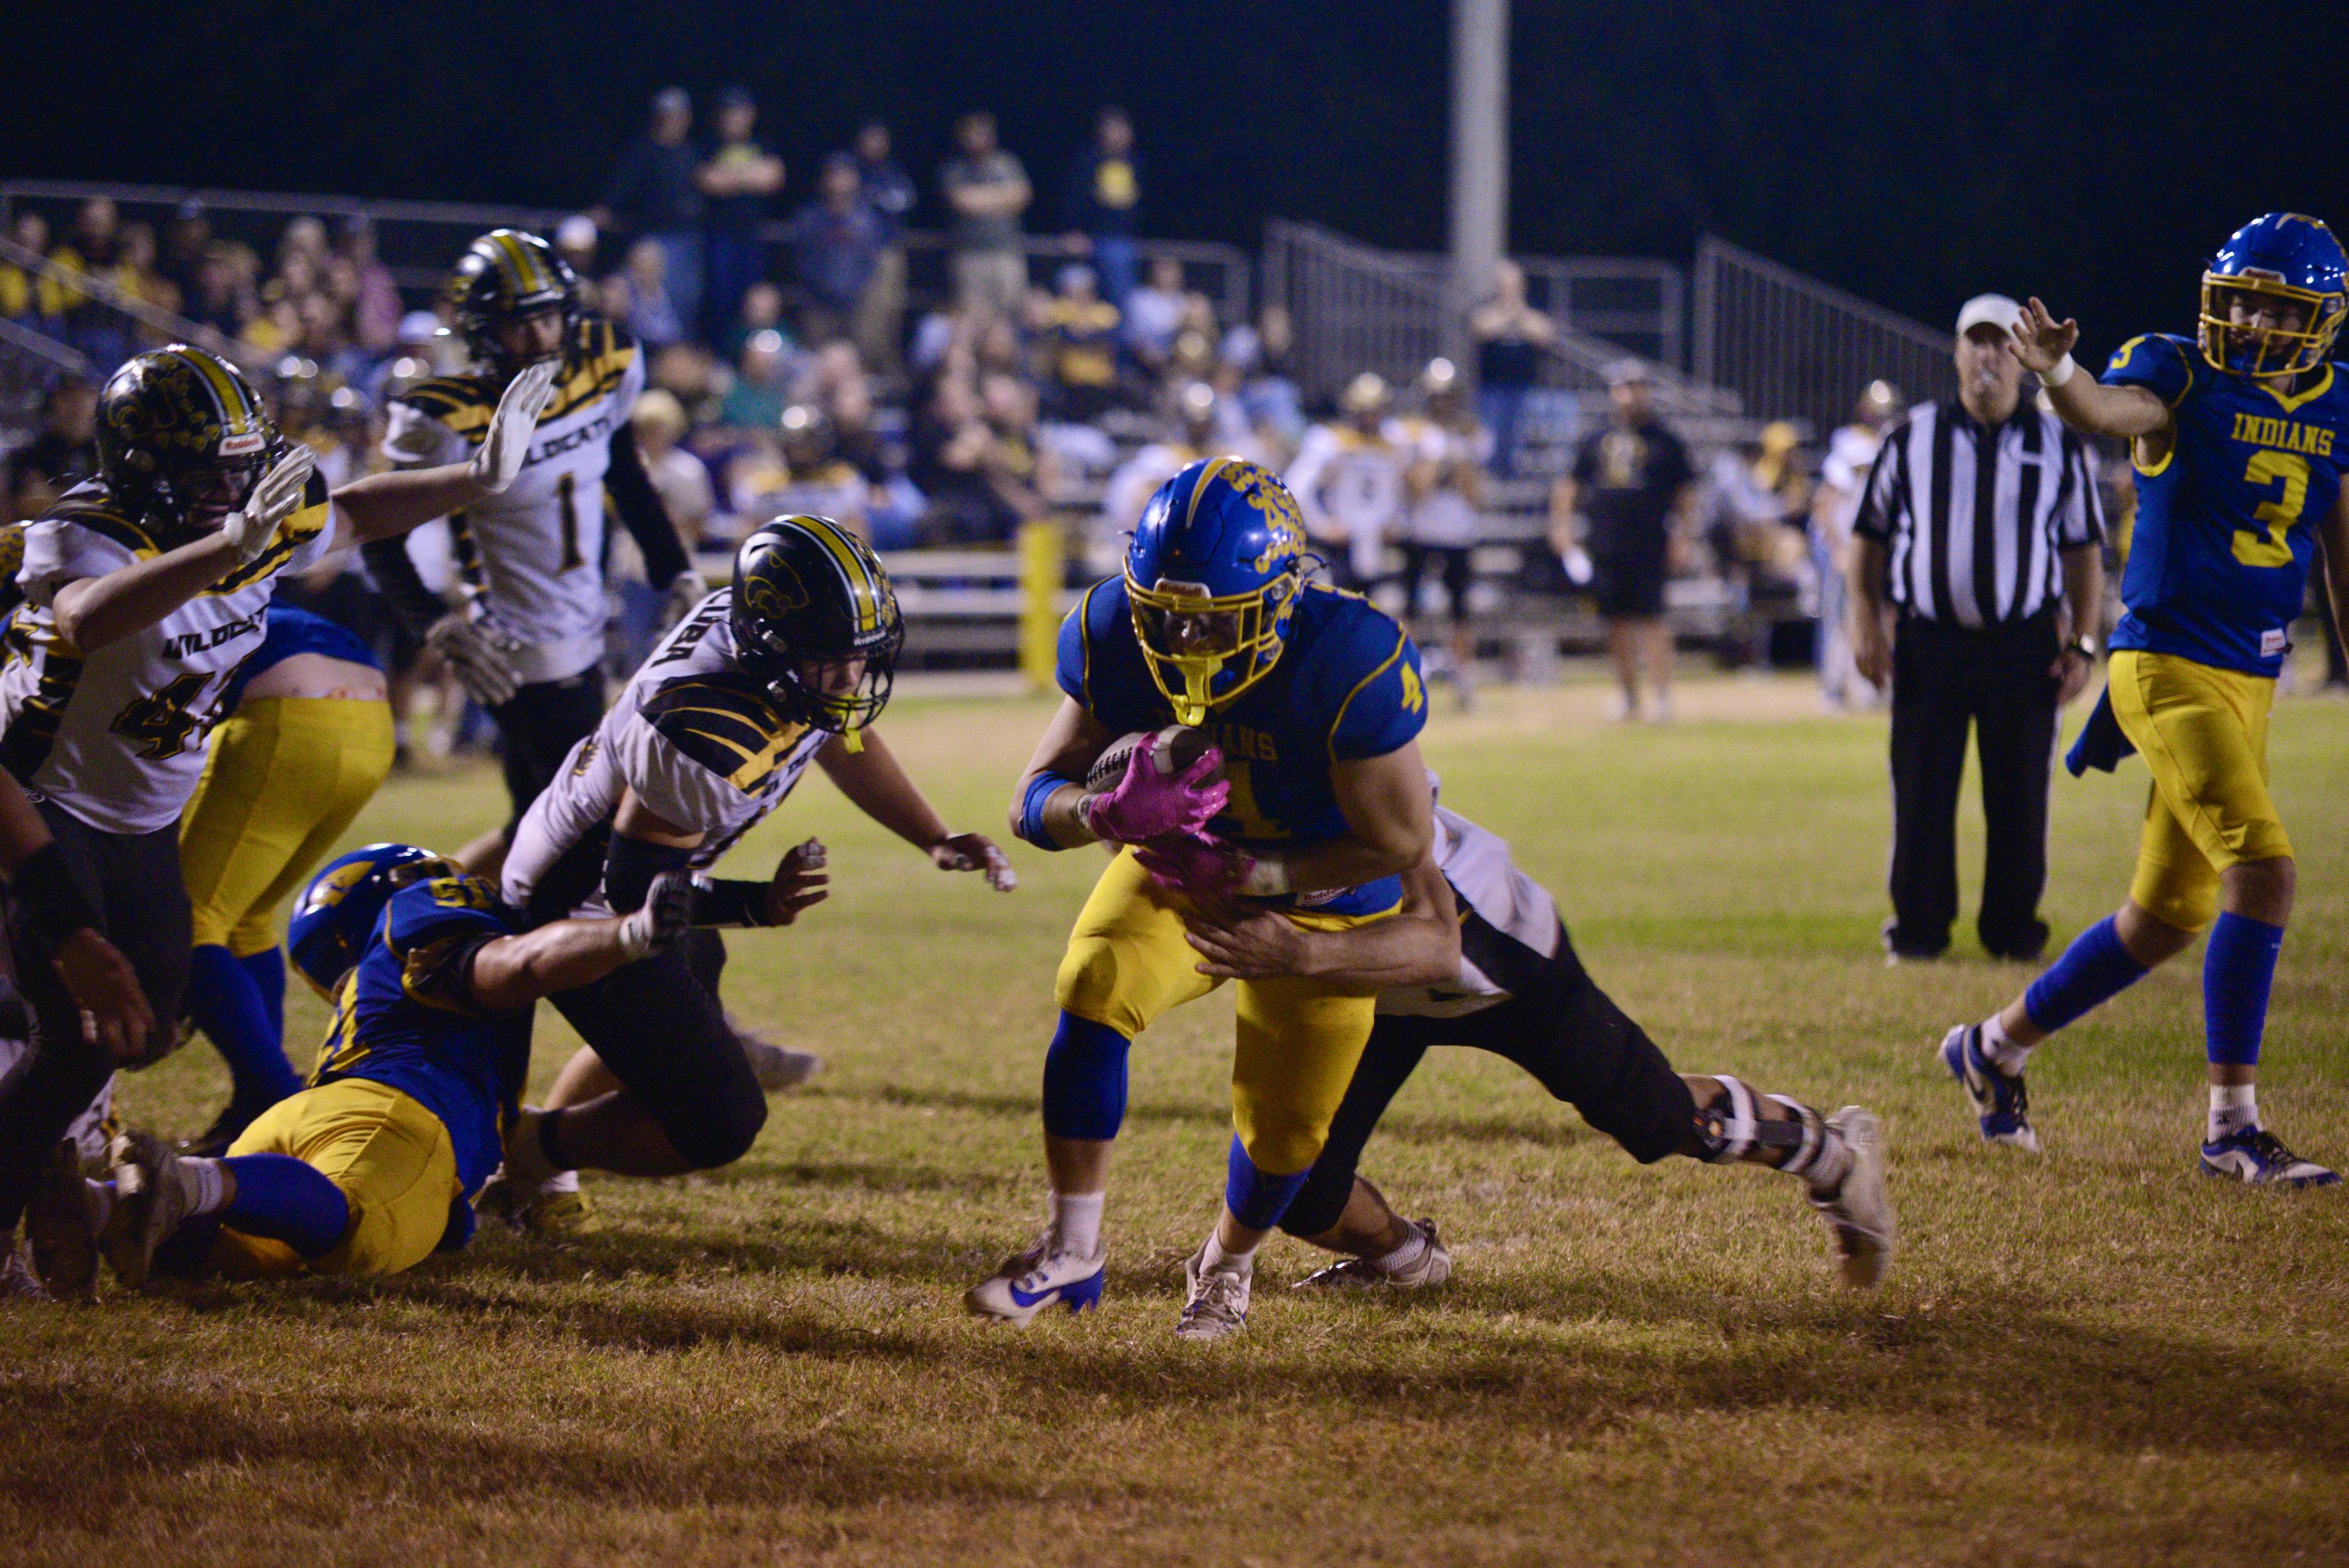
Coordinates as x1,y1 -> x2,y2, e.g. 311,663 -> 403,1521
1059,576 -> 1427,916
2102,332 -> 2349,674
311,874 -> 525,1196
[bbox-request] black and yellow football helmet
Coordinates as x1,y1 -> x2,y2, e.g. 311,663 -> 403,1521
729,516 -> 904,745
94,344 -> 283,540
447,228 -> 580,376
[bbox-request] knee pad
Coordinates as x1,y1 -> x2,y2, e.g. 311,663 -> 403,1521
1690,1076 -> 1823,1169
666,1082 -> 768,1170
1042,1011 -> 1130,1140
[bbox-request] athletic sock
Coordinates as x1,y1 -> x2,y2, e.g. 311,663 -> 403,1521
1370,1224 -> 1428,1277
185,944 -> 301,1105
1048,1191 -> 1104,1258
237,946 -> 288,1048
1798,1131 -> 1855,1197
2208,1083 -> 2260,1143
176,1155 -> 231,1217
2203,911 -> 2284,1069
1978,1014 -> 2031,1076
2022,915 -> 2150,1036
1200,1230 -> 1256,1277
220,1153 -> 349,1259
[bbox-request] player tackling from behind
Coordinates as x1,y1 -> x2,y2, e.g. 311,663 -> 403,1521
1950,213 -> 2349,1185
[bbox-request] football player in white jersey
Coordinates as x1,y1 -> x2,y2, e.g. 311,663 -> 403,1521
494,516 -> 1013,1232
0,341 -> 558,1247
1285,371 -> 1410,590
1179,787 -> 1896,1291
369,229 -> 707,871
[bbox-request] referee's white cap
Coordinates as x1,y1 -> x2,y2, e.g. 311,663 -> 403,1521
1956,294 -> 2024,337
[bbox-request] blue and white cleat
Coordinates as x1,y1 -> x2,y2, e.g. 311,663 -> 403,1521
2199,1127 -> 2341,1188
963,1233 -> 1106,1325
1939,1024 -> 2039,1152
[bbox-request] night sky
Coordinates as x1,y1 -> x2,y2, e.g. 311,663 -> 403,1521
10,0 -> 2349,364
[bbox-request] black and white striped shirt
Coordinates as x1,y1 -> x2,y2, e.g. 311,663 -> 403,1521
1852,399 -> 2104,626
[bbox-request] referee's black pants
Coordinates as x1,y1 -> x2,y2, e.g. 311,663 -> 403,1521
1886,608 -> 2061,960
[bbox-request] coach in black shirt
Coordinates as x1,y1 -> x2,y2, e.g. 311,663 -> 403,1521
1559,361 -> 1696,721
1849,294 -> 2105,961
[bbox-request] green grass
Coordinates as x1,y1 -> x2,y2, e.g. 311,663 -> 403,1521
4,672 -> 2346,1567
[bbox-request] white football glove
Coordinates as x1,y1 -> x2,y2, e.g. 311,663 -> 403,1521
660,568 -> 712,629
220,446 -> 316,563
467,359 -> 559,495
426,610 -> 523,708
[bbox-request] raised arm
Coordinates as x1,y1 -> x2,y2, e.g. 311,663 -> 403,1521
2008,297 -> 2172,441
330,360 -> 558,547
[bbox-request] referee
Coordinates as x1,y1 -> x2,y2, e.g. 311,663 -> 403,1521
1849,294 -> 2106,962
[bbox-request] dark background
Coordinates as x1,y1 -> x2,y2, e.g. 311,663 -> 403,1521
9,0 -> 2347,362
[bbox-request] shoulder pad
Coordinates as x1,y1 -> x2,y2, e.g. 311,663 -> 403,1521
640,671 -> 807,790
45,485 -> 158,557
398,376 -> 497,428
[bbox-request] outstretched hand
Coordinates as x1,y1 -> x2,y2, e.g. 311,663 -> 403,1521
930,831 -> 1017,891
765,838 -> 832,925
2006,297 -> 2080,375
221,445 -> 316,563
469,359 -> 560,494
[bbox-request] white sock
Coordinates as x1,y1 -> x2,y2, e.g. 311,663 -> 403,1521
538,1168 -> 581,1198
1979,1014 -> 2032,1076
1369,1224 -> 1427,1276
82,1178 -> 116,1233
2208,1083 -> 2258,1142
1049,1191 -> 1104,1258
1200,1231 -> 1256,1277
179,1156 -> 230,1217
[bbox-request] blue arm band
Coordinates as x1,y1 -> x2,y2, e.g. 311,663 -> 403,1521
1017,771 -> 1082,850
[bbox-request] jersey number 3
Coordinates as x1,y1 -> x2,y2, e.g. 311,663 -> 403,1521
2236,450 -> 2307,568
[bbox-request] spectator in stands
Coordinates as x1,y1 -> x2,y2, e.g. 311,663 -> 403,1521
554,213 -> 601,280
1554,360 -> 1696,723
941,111 -> 1031,320
1222,304 -> 1301,449
630,390 -> 716,547
911,370 -> 1043,544
1704,421 -> 1813,668
1811,380 -> 1902,709
697,86 -> 784,346
1,212 -> 64,330
1123,255 -> 1189,375
50,197 -> 129,367
1288,372 -> 1411,590
608,237 -> 687,348
1393,358 -> 1490,703
789,153 -> 886,347
651,340 -> 723,427
158,201 -> 211,303
1063,106 -> 1143,305
710,280 -> 784,366
722,329 -> 792,432
773,404 -> 873,539
1469,259 -> 1556,477
1102,381 -> 1238,531
595,87 -> 705,340
4,374 -> 98,523
339,217 -> 401,355
850,119 -> 917,377
110,223 -> 178,318
184,241 -> 253,340
1035,263 -> 1122,422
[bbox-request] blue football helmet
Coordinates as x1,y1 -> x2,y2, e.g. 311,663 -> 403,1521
288,843 -> 458,997
2199,213 -> 2348,377
1125,456 -> 1309,724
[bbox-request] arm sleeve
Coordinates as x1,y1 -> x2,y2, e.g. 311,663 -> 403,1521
1327,625 -> 1430,763
1849,425 -> 1906,543
280,471 -> 337,574
603,831 -> 694,915
362,533 -> 450,636
2100,334 -> 2195,407
605,422 -> 691,587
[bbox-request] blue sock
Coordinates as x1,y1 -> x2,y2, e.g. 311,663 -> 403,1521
2203,911 -> 2283,1067
1224,1135 -> 1312,1231
239,946 -> 288,1052
221,1153 -> 351,1259
2022,916 -> 2150,1035
186,945 -> 300,1105
1041,1011 -> 1131,1140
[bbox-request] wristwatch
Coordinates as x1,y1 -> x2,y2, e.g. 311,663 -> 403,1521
2064,634 -> 2099,661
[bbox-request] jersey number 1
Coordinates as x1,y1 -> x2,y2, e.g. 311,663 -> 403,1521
2236,450 -> 2307,569
556,473 -> 584,571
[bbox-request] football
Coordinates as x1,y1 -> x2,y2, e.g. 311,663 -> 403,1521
1085,724 -> 1220,793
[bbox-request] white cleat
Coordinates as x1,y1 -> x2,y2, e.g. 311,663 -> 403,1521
964,1233 -> 1106,1325
101,1129 -> 193,1292
1293,1217 -> 1453,1291
1812,1107 -> 1896,1289
729,1014 -> 823,1091
1174,1247 -> 1252,1341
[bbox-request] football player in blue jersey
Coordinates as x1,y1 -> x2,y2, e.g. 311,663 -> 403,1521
969,456 -> 1435,1339
22,844 -> 697,1294
1945,213 -> 2349,1186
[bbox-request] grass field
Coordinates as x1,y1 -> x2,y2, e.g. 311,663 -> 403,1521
4,669 -> 2346,1567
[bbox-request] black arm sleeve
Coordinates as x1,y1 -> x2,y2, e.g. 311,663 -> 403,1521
605,423 -> 692,587
604,830 -> 694,915
362,532 -> 450,637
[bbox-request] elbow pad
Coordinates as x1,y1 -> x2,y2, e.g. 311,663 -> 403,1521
603,832 -> 694,915
1015,771 -> 1080,851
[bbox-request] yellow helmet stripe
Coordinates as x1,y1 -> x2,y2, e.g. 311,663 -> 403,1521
494,230 -> 551,297
795,516 -> 884,634
1182,455 -> 1234,533
169,347 -> 259,436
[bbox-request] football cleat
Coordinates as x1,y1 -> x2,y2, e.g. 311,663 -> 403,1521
1939,1024 -> 2039,1151
2199,1127 -> 2341,1189
964,1234 -> 1105,1325
1,1235 -> 45,1301
1174,1247 -> 1252,1342
480,1172 -> 606,1238
731,1017 -> 823,1092
101,1129 -> 193,1291
25,1139 -> 100,1300
1293,1217 -> 1452,1291
1811,1107 -> 1896,1289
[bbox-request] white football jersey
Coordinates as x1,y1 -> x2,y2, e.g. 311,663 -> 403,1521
1,475 -> 335,833
1384,415 -> 1490,548
502,590 -> 830,917
1377,797 -> 1563,1019
1285,423 -> 1409,582
381,320 -> 644,684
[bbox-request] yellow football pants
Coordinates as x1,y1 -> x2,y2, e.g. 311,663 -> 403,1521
216,1077 -> 462,1279
2108,649 -> 2290,935
1055,847 -> 1389,1175
180,696 -> 396,955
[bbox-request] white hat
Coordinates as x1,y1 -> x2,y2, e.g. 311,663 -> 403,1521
1956,294 -> 2023,337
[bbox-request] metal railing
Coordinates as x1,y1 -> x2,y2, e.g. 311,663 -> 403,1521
1692,234 -> 1954,431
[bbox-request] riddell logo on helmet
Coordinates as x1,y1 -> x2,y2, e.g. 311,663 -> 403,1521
218,432 -> 267,456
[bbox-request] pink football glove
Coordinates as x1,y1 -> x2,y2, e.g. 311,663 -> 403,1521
1133,830 -> 1253,899
1080,734 -> 1228,844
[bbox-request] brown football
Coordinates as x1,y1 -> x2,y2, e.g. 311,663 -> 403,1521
1085,725 -> 1219,793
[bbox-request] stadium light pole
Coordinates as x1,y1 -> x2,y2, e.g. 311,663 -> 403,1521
1449,0 -> 1508,359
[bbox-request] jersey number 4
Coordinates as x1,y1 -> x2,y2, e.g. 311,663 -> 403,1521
2236,450 -> 2308,569
110,671 -> 226,759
